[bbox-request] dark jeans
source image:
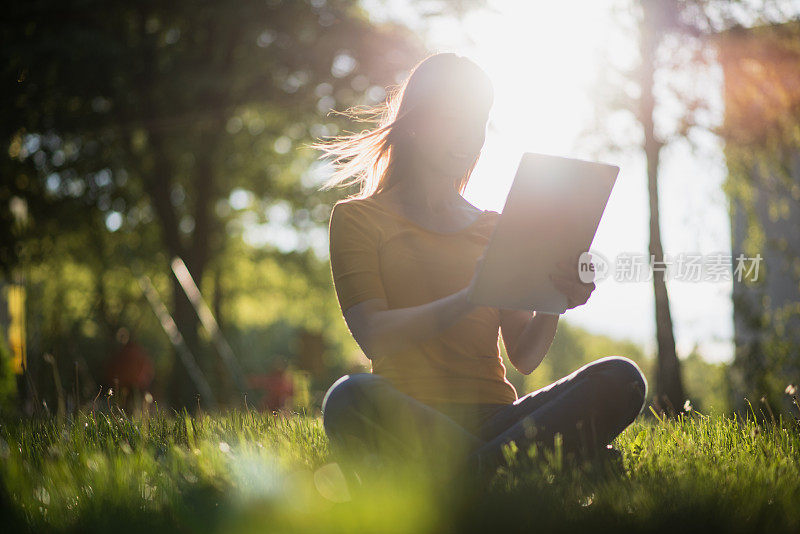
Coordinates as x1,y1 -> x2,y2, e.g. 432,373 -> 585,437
321,356 -> 648,483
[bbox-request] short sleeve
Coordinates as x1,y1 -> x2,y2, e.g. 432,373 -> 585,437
328,201 -> 388,312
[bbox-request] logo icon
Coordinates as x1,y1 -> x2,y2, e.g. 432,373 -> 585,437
578,250 -> 610,284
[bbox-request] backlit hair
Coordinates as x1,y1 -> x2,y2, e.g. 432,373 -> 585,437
308,52 -> 494,200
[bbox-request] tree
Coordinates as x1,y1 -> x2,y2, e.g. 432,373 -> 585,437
583,0 -> 704,413
583,0 -> 800,414
637,0 -> 690,414
3,0 -> 426,408
716,19 -> 800,415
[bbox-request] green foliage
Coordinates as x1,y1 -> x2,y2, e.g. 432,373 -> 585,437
0,329 -> 17,416
504,320 -> 649,394
681,348 -> 731,414
500,320 -> 732,416
717,21 -> 800,414
1,409 -> 799,533
1,0 -> 427,407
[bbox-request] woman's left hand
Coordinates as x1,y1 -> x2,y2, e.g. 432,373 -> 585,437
548,256 -> 596,310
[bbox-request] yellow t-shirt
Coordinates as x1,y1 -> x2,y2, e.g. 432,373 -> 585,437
328,195 -> 518,405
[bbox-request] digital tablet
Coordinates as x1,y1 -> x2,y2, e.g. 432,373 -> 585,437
467,152 -> 619,314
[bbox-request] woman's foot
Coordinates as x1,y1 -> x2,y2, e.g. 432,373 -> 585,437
438,449 -> 500,500
581,444 -> 626,481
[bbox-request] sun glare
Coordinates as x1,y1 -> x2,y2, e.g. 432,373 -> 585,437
421,0 -> 621,208
419,0 -> 734,362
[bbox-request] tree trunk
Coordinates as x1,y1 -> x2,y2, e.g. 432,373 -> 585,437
640,0 -> 686,414
145,129 -> 209,410
168,276 -> 203,409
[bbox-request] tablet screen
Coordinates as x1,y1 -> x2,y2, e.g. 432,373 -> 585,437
467,152 -> 619,314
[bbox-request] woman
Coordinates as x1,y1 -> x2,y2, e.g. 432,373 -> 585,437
311,52 -> 647,487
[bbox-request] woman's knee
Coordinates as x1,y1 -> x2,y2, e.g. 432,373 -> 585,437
589,356 -> 648,417
321,373 -> 385,430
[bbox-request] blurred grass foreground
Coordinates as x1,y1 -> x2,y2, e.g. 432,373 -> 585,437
1,406 -> 799,534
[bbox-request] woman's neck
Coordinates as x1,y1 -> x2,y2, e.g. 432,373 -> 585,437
382,165 -> 463,212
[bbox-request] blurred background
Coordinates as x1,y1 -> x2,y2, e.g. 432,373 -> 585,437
1,0 -> 799,418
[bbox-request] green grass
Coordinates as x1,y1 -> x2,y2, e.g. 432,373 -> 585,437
1,406 -> 798,534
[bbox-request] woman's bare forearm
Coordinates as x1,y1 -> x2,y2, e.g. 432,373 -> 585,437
365,287 -> 478,360
510,312 -> 559,374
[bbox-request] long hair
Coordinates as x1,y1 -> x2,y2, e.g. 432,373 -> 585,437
308,52 -> 494,200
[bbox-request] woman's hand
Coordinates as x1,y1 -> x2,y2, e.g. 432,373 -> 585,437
548,255 -> 596,310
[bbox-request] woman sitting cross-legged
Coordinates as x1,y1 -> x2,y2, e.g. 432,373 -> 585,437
310,52 -> 648,489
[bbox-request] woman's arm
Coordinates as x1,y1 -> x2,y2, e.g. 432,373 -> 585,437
342,287 -> 478,361
500,310 -> 559,375
501,257 -> 597,374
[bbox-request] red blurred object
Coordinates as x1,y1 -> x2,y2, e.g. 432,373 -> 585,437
106,340 -> 155,391
247,368 -> 294,411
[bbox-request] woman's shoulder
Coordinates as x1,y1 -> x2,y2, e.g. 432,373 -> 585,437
333,194 -> 382,208
331,197 -> 382,220
329,197 -> 387,238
